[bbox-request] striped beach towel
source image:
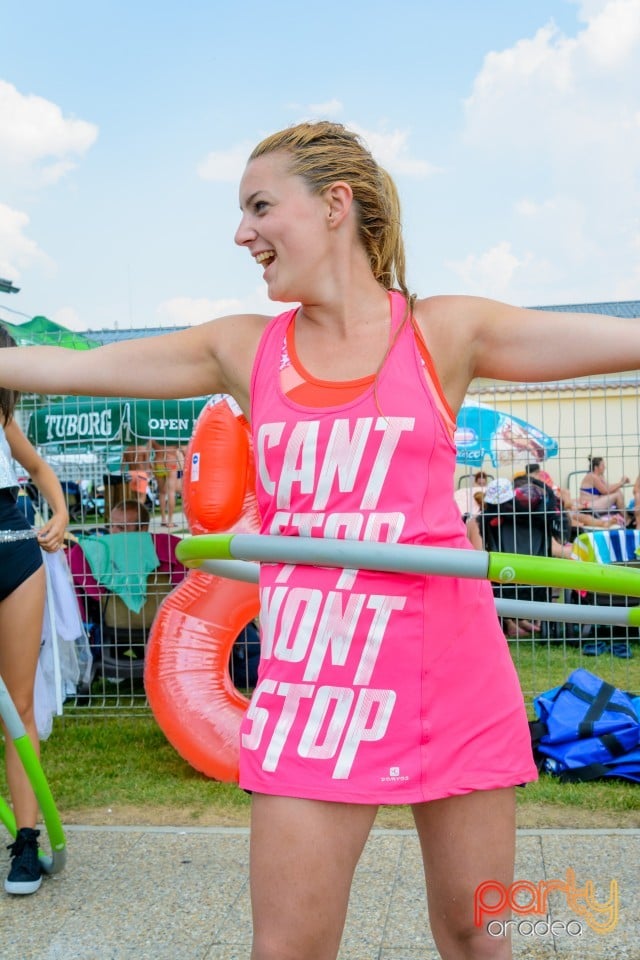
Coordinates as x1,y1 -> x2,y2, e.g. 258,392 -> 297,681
571,529 -> 640,564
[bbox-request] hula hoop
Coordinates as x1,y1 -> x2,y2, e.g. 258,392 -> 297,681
176,533 -> 640,628
186,557 -> 640,629
0,673 -> 66,875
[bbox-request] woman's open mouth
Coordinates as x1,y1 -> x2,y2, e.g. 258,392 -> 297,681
255,250 -> 276,269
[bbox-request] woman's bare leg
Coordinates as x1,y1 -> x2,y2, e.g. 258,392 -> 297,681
156,474 -> 167,524
412,787 -> 516,960
249,794 -> 378,960
165,470 -> 177,527
0,567 -> 46,828
582,491 -> 622,513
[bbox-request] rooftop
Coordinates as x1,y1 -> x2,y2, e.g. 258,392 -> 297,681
81,299 -> 640,346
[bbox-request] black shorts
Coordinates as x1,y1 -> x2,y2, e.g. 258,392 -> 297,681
0,488 -> 43,602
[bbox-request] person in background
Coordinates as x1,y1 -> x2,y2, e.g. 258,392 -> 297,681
147,441 -> 182,528
0,324 -> 69,896
5,120 -> 640,956
579,455 -> 629,517
523,461 -> 626,537
121,444 -> 151,507
453,469 -> 490,520
465,512 -> 484,551
514,462 -> 568,501
67,498 -> 186,625
474,469 -> 489,488
632,472 -> 640,530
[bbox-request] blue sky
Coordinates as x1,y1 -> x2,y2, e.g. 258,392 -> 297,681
1,0 -> 639,333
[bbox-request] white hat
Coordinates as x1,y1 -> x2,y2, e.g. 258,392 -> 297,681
483,478 -> 514,505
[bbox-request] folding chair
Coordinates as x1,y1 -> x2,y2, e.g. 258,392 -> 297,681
97,570 -> 174,682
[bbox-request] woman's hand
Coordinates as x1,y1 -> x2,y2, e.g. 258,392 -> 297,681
36,510 -> 69,553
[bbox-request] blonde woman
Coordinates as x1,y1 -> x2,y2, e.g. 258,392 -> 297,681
2,122 -> 640,954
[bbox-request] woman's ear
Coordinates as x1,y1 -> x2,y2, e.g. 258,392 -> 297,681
324,181 -> 353,228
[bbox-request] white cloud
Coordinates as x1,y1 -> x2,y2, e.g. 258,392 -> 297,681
197,142 -> 254,183
464,1 -> 640,152
52,307 -> 84,332
459,0 -> 640,302
611,229 -> 640,298
350,122 -> 440,178
0,80 -> 98,187
285,99 -> 344,118
306,99 -> 343,117
514,198 -> 556,218
446,241 -> 533,299
571,0 -> 615,18
198,119 -> 437,186
571,0 -> 640,61
0,202 -> 54,280
582,0 -> 640,65
156,295 -> 245,327
156,286 -> 293,327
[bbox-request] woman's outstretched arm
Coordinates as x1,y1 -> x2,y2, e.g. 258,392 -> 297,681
416,295 -> 640,415
0,312 -> 268,413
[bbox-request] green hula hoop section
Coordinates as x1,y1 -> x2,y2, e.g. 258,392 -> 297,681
176,532 -> 640,619
0,673 -> 66,875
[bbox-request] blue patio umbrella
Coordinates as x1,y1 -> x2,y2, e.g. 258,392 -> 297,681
455,403 -> 558,468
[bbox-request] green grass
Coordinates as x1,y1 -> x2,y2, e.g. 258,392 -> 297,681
522,770 -> 640,814
509,636 -> 640,709
36,715 -> 251,822
1,641 -> 638,829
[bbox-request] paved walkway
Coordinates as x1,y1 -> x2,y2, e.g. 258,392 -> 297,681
1,826 -> 638,959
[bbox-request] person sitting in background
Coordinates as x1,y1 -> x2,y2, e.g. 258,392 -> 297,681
67,499 -> 186,625
632,473 -> 640,530
514,462 -> 569,502
580,456 -> 629,518
521,461 -> 626,534
478,477 -> 570,636
453,469 -> 490,520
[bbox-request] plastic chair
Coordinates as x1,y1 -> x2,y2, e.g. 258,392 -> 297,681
96,570 -> 174,682
479,490 -> 556,636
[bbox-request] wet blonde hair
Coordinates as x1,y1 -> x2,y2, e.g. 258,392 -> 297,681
249,121 -> 415,310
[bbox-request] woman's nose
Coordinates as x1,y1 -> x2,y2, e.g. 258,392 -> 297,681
234,214 -> 256,247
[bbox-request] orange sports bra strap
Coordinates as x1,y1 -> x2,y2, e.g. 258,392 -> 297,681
409,312 -> 456,430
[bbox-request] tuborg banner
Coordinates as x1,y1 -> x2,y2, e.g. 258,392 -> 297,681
27,396 -> 209,447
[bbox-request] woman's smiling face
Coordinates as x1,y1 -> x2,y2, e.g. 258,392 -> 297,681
235,152 -> 329,303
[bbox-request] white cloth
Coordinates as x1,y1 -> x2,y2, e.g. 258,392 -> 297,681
0,421 -> 18,492
34,551 -> 92,740
453,484 -> 483,517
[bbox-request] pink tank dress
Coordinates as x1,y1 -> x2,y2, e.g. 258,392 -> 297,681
239,291 -> 538,803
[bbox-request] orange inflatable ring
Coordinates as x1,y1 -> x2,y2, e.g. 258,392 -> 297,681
144,395 -> 260,782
